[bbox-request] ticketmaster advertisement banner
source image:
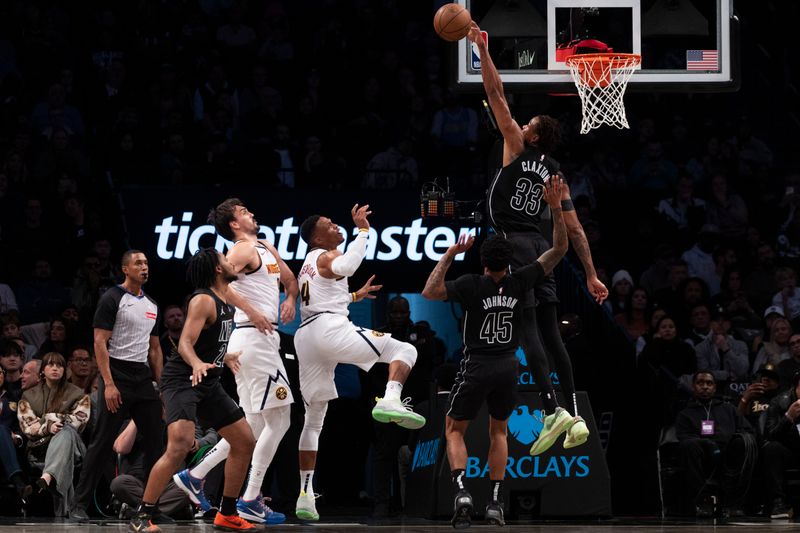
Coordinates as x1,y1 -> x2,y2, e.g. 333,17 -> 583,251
120,186 -> 480,300
405,391 -> 611,518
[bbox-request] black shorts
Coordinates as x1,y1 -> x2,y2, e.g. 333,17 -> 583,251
506,232 -> 558,307
447,355 -> 519,421
160,377 -> 244,430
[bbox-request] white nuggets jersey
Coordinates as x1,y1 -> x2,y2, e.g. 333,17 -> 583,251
231,241 -> 280,325
298,249 -> 350,320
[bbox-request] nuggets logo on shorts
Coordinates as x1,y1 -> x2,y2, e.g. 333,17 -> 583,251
267,263 -> 280,274
371,330 -> 385,337
276,386 -> 288,400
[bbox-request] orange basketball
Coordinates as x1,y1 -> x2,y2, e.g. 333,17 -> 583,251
433,3 -> 472,42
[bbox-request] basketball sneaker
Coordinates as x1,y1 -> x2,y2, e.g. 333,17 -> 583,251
451,489 -> 473,529
237,496 -> 286,524
529,407 -> 574,456
563,416 -> 590,449
372,397 -> 426,430
296,491 -> 320,521
128,512 -> 161,533
485,502 -> 505,526
213,512 -> 255,531
173,469 -> 212,512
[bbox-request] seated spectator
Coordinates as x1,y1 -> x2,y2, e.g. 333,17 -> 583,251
362,136 -> 419,190
672,277 -> 710,336
737,364 -> 781,438
776,333 -> 800,389
684,303 -> 712,347
676,371 -> 754,518
36,318 -> 74,359
17,352 -> 90,516
762,371 -> 800,519
655,175 -> 706,249
694,309 -> 749,383
605,269 -> 633,316
635,307 -> 667,356
15,258 -> 71,325
705,173 -> 749,241
707,247 -> 737,297
638,315 -> 697,425
159,305 -> 184,367
752,317 -> 793,374
20,359 -> 41,391
681,225 -> 719,293
652,259 -> 689,316
0,366 -> 31,501
639,244 -> 676,296
771,267 -> 800,322
745,242 -> 779,313
614,286 -> 650,342
67,346 -> 94,394
0,282 -> 17,313
2,315 -> 37,360
0,341 -> 24,400
109,418 -> 212,521
711,266 -> 762,334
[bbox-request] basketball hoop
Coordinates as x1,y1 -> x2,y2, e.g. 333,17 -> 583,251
565,53 -> 640,134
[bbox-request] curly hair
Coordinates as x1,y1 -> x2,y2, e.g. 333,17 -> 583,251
480,235 -> 514,272
532,115 -> 561,153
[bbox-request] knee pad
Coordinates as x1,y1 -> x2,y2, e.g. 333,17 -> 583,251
390,341 -> 418,369
299,402 -> 328,451
261,405 -> 291,439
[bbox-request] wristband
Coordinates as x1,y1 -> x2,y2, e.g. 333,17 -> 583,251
358,228 -> 369,233
351,292 -> 357,302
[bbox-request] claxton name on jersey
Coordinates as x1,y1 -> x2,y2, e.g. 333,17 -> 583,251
520,160 -> 551,180
482,295 -> 519,311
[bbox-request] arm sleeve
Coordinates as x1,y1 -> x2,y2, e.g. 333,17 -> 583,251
515,262 -> 546,291
93,289 -> 120,330
330,232 -> 369,277
445,275 -> 478,304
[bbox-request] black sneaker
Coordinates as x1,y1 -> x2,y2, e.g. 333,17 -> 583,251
451,489 -> 473,529
485,502 -> 505,526
151,512 -> 176,525
69,507 -> 90,523
128,512 -> 161,532
770,498 -> 791,520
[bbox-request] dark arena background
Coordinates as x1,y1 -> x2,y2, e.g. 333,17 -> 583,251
0,0 -> 798,531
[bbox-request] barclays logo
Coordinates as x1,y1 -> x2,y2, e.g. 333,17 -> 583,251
411,438 -> 440,471
515,347 -> 560,386
508,405 -> 544,446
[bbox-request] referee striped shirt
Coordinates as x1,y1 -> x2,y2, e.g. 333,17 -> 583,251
93,285 -> 159,363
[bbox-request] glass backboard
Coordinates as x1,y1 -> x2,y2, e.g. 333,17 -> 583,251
456,0 -> 738,91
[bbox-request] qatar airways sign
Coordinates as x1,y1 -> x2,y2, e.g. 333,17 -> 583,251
154,211 -> 476,262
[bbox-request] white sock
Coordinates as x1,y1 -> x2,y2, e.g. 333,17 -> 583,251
572,393 -> 579,417
243,461 -> 267,501
242,407 -> 290,500
189,439 -> 231,478
300,470 -> 314,495
384,380 -> 403,401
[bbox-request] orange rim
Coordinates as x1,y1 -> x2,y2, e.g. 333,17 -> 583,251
565,53 -> 641,69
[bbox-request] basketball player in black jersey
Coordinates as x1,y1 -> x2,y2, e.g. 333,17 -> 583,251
468,21 -> 609,456
423,176 -> 566,528
129,249 -> 256,533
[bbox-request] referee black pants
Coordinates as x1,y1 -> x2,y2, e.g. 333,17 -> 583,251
73,358 -> 164,513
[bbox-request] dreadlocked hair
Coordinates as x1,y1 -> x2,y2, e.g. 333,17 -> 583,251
533,115 -> 561,153
480,235 -> 514,272
208,198 -> 244,241
186,248 -> 220,290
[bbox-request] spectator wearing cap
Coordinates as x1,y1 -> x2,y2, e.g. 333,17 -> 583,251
681,224 -> 720,293
762,371 -> 800,519
772,267 -> 800,322
676,371 -> 755,518
776,333 -> 800,389
752,317 -> 793,375
605,269 -> 634,316
738,364 -> 781,438
694,309 -> 749,383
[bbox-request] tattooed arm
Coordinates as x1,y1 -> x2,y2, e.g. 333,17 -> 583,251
422,234 -> 475,301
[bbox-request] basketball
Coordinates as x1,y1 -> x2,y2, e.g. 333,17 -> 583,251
433,3 -> 471,42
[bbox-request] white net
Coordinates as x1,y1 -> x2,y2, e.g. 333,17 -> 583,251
566,54 -> 640,135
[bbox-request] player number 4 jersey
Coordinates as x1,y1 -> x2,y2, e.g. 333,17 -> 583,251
298,249 -> 351,320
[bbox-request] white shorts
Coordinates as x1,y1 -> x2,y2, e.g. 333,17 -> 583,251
228,326 -> 293,414
294,313 -> 399,403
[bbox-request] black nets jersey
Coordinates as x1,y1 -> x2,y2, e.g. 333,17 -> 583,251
446,262 -> 545,358
487,145 -> 561,235
162,289 -> 234,381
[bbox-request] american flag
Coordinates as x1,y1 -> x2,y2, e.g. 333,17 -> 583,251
686,50 -> 719,70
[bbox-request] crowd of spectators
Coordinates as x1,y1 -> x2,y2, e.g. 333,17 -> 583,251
0,0 -> 798,521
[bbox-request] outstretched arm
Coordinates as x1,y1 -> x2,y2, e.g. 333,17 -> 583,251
422,234 -> 475,301
560,179 -> 608,303
467,22 -> 524,163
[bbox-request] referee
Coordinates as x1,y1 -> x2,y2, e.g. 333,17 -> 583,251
422,176 -> 567,528
70,250 -> 164,521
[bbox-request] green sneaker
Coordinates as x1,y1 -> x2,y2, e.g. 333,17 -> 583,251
372,397 -> 426,429
563,416 -> 590,449
295,491 -> 319,521
529,407 -> 574,456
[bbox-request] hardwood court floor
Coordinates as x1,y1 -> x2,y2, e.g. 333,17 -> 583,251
0,516 -> 797,532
